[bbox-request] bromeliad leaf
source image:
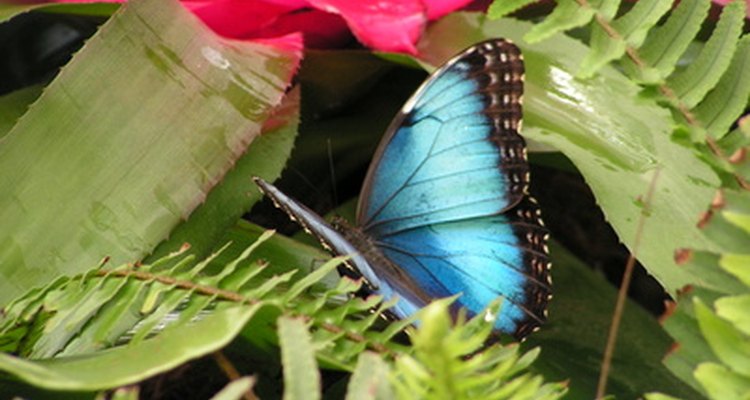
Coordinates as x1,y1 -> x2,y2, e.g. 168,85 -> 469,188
0,0 -> 301,305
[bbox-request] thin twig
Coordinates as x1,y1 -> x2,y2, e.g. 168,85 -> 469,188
596,169 -> 661,399
97,268 -> 395,355
212,352 -> 257,400
96,268 -> 256,304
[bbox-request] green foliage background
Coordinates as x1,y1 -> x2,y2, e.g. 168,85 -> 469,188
0,0 -> 748,398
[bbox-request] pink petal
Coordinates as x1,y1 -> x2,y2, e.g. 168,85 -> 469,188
249,9 -> 353,49
423,0 -> 473,20
250,32 -> 305,55
259,0 -> 310,7
183,0 -> 299,38
307,0 -> 426,54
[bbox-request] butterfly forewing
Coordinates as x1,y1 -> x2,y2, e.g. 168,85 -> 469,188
356,40 -> 529,237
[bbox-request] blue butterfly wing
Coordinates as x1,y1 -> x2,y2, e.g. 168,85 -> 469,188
376,197 -> 550,337
356,40 -> 551,338
254,39 -> 551,339
357,41 -> 529,237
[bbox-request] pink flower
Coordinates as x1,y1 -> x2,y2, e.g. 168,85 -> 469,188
31,0 -> 473,54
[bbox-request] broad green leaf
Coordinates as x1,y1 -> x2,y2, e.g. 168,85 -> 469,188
278,317 -> 321,400
627,0 -> 711,83
693,35 -> 750,138
667,0 -> 745,108
0,2 -> 118,23
0,4 -> 37,23
146,88 -> 300,263
420,13 -> 718,295
0,0 -> 300,305
0,305 -> 262,390
346,352 -> 394,400
0,86 -> 41,138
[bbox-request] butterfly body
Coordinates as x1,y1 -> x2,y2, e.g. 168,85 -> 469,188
255,39 -> 551,339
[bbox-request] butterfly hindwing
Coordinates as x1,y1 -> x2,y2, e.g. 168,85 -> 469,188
372,196 -> 551,338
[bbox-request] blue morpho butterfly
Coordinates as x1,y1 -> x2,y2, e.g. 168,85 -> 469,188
254,39 -> 551,339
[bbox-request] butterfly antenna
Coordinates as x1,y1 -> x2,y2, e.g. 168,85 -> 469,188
327,137 -> 339,208
284,165 -> 326,199
596,168 -> 661,399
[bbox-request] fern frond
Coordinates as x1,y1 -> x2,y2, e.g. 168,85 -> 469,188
504,0 -> 749,186
0,229 -> 404,390
487,0 -> 539,20
579,0 -> 673,77
388,300 -> 567,399
666,0 -> 746,108
340,300 -> 567,400
655,188 -> 750,399
693,36 -> 750,138
624,0 -> 711,83
279,317 -> 321,400
523,0 -> 597,43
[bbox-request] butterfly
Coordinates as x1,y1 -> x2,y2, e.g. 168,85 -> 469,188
254,39 -> 551,339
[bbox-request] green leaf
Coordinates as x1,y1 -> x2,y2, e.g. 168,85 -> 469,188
694,362 -> 750,399
109,386 -> 139,400
146,88 -> 300,263
581,25 -> 627,79
0,0 -> 300,305
667,0 -> 746,108
694,299 -> 750,377
0,86 -> 41,138
676,250 -> 747,296
715,295 -> 750,336
422,13 -> 719,295
662,290 -> 720,393
526,242 -> 700,399
579,0 -> 673,77
0,2 -> 118,23
0,305 -> 262,390
720,254 -> 750,287
346,352 -> 394,400
486,0 -> 539,19
693,35 -> 750,138
278,317 -> 321,400
390,300 -> 566,400
627,0 -> 711,83
0,4 -> 37,23
524,0 -> 595,43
